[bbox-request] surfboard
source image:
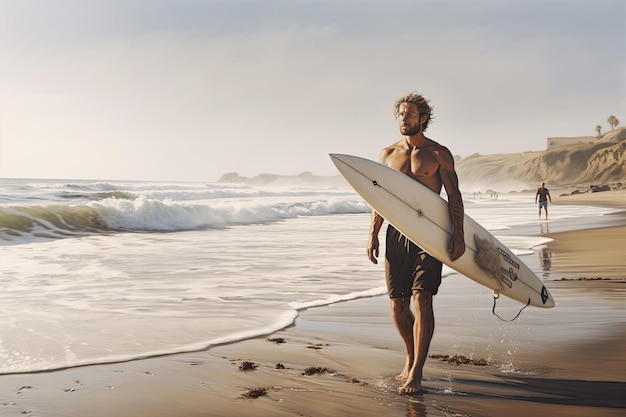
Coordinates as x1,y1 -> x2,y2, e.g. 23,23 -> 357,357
330,153 -> 555,308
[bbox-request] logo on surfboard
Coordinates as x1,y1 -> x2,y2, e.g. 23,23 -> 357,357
499,266 -> 519,289
497,247 -> 520,269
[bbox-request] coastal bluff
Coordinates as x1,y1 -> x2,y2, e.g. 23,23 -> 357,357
456,126 -> 625,190
217,127 -> 625,192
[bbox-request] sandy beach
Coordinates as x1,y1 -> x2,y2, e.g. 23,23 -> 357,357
1,191 -> 625,417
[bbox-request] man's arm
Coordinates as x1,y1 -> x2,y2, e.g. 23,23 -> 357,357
367,210 -> 384,264
367,148 -> 392,264
436,147 -> 465,261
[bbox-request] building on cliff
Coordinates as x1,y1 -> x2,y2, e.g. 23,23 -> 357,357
547,127 -> 625,150
546,136 -> 598,150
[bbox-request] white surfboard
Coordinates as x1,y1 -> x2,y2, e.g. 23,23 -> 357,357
330,153 -> 554,308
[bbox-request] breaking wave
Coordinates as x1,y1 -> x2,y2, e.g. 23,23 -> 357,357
0,195 -> 369,243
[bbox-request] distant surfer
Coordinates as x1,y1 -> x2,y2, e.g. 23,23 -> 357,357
367,92 -> 466,395
535,182 -> 552,220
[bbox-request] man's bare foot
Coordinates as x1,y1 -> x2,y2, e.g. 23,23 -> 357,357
398,378 -> 422,395
395,371 -> 408,381
395,358 -> 413,381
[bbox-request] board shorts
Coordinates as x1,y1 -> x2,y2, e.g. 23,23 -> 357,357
539,200 -> 548,210
385,224 -> 443,298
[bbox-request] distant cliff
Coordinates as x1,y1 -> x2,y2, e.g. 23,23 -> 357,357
217,127 -> 625,192
456,127 -> 626,191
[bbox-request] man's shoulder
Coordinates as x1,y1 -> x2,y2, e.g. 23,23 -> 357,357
424,137 -> 442,146
380,140 -> 405,156
422,138 -> 449,153
426,140 -> 454,162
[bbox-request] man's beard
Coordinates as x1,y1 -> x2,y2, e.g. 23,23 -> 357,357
401,122 -> 422,136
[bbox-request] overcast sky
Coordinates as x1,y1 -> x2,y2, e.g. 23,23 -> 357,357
0,0 -> 624,181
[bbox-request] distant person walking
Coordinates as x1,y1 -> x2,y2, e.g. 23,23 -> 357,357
535,182 -> 552,220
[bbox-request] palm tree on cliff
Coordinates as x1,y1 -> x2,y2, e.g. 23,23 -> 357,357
607,115 -> 619,130
595,124 -> 602,137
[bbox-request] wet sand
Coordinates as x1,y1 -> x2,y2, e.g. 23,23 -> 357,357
1,191 -> 625,417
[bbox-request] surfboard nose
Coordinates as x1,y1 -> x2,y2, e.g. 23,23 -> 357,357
329,153 -> 343,163
329,153 -> 350,172
329,153 -> 358,169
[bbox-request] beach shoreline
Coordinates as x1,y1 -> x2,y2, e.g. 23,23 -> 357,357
2,193 -> 625,417
553,187 -> 626,208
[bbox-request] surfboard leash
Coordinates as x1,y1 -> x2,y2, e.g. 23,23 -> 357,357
491,292 -> 531,322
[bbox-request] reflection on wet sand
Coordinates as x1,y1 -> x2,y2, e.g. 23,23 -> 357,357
539,247 -> 552,271
539,246 -> 552,278
406,395 -> 427,417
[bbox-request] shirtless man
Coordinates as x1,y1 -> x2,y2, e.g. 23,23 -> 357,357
535,182 -> 551,220
367,92 -> 466,395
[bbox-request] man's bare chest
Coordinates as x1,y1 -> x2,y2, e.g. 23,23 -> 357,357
387,149 -> 440,179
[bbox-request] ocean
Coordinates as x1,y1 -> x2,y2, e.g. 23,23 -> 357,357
0,177 -> 620,375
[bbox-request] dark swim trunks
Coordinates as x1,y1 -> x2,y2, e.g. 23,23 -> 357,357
385,224 -> 443,298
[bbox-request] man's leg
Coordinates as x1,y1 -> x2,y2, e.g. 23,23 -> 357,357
399,291 -> 434,394
390,296 -> 414,380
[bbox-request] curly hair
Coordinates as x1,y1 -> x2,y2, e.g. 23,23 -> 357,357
393,92 -> 434,131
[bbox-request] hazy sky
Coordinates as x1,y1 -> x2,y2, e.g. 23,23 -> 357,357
1,0 -> 624,181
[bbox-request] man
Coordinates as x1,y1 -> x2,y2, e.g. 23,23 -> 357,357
535,182 -> 551,220
367,92 -> 466,394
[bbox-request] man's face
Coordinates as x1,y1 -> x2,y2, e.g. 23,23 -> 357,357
397,102 -> 424,136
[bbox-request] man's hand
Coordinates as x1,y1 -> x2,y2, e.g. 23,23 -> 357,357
447,230 -> 465,261
367,236 -> 380,264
